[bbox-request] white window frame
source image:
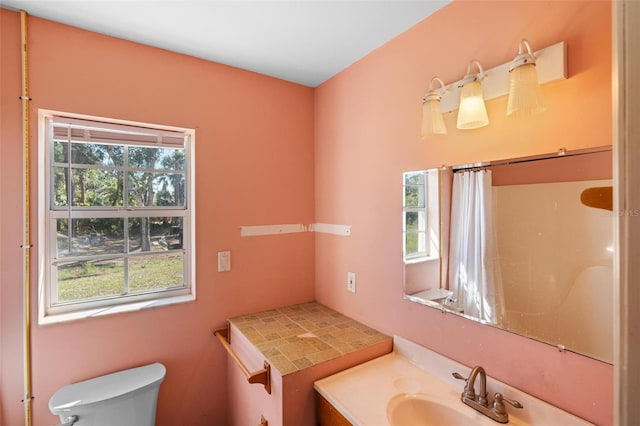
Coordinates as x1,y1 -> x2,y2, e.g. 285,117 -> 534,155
403,169 -> 440,263
403,171 -> 428,261
38,110 -> 196,323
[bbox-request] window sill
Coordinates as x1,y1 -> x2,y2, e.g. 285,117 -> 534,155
39,293 -> 195,325
404,255 -> 440,265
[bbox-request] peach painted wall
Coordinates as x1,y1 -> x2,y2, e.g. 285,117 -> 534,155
0,9 -> 315,426
314,1 -> 613,425
491,150 -> 613,185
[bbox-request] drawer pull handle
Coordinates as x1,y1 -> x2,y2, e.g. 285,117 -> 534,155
214,323 -> 271,394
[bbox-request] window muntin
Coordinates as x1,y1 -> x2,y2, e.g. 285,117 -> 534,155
42,114 -> 194,318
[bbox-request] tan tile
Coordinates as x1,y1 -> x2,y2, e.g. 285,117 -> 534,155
246,334 -> 267,345
280,327 -> 306,339
306,348 -> 341,364
278,339 -> 318,360
263,332 -> 282,341
235,325 -> 258,336
292,357 -> 314,370
254,309 -> 281,318
261,347 -> 282,358
269,354 -> 297,375
310,339 -> 331,351
256,341 -> 273,352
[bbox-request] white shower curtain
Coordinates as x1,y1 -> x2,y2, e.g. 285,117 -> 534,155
448,169 -> 504,325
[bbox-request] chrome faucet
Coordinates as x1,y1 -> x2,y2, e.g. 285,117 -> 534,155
453,366 -> 523,423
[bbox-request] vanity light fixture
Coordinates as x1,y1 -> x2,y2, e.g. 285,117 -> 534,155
421,77 -> 448,138
456,60 -> 489,130
421,41 -> 566,130
507,39 -> 546,116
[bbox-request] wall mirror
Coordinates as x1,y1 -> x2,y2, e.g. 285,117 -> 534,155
403,146 -> 613,363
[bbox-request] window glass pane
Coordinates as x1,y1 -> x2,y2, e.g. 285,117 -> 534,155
157,173 -> 185,206
71,142 -> 124,166
404,172 -> 425,185
53,167 -> 69,207
128,146 -> 185,171
405,232 -> 419,255
405,212 -> 419,231
56,259 -> 125,303
129,252 -> 185,293
405,231 -> 426,256
404,172 -> 427,208
128,172 -> 185,207
128,217 -> 183,253
53,140 -> 69,163
71,168 -> 123,207
405,185 -> 425,207
56,218 -> 125,257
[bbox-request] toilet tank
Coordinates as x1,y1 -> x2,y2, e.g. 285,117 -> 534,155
49,363 -> 166,426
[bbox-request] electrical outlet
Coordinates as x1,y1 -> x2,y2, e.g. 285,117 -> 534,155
347,272 -> 356,293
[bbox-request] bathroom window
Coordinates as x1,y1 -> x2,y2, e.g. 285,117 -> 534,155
403,170 -> 439,262
403,171 -> 428,260
39,112 -> 195,321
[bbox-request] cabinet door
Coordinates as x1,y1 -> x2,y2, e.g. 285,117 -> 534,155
316,392 -> 352,426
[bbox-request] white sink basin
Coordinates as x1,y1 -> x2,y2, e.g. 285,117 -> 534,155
387,393 -> 477,426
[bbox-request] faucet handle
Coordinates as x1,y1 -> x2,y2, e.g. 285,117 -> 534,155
452,372 -> 467,382
492,392 -> 523,415
452,372 -> 470,391
452,372 -> 476,400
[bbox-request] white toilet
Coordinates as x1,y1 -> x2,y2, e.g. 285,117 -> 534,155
49,363 -> 166,426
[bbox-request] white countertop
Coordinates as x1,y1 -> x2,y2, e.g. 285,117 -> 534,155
314,336 -> 594,426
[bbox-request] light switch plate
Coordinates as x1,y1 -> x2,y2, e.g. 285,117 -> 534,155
218,251 -> 231,272
347,272 -> 356,293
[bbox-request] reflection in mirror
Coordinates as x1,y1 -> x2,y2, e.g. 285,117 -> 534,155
403,147 -> 613,363
403,170 -> 443,302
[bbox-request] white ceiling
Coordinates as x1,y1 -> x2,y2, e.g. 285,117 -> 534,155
0,0 -> 450,87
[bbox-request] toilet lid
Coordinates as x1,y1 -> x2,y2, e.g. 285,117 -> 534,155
49,363 -> 166,412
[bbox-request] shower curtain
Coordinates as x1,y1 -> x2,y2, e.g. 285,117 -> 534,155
448,169 -> 504,325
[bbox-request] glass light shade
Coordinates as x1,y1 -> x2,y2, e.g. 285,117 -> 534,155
507,63 -> 546,116
456,81 -> 489,130
421,98 -> 447,138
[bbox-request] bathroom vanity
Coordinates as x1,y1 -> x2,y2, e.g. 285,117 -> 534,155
217,301 -> 391,425
314,336 -> 595,426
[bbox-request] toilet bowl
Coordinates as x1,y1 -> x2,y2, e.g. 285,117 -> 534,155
49,362 -> 166,426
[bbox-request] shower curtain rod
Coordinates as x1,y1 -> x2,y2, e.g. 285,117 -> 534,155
451,145 -> 612,172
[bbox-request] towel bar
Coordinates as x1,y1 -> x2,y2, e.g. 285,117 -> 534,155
214,322 -> 271,394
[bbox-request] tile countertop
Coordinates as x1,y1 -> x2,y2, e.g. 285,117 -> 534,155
229,301 -> 391,376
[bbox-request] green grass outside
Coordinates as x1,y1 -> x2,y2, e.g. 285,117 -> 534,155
405,221 -> 419,255
57,253 -> 183,302
406,233 -> 419,254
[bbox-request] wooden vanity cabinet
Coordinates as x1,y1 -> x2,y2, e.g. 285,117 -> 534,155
316,392 -> 352,426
